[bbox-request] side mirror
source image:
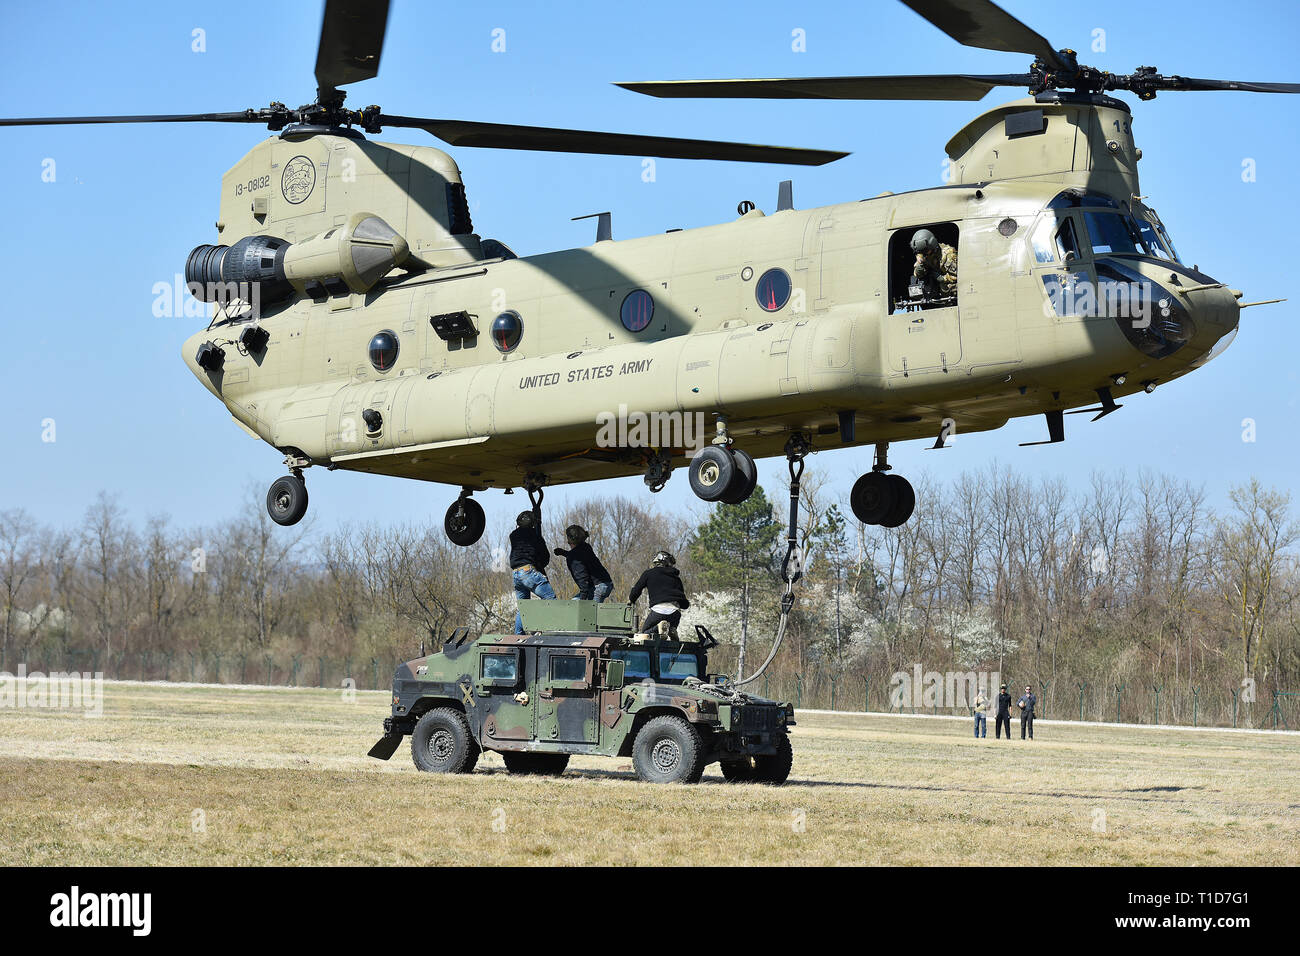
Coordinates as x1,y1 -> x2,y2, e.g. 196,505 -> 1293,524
602,659 -> 626,689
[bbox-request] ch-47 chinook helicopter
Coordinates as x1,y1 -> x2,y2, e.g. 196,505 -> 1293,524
5,0 -> 1293,547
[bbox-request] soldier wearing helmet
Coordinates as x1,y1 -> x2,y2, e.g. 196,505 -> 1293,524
553,524 -> 613,602
910,227 -> 958,298
629,550 -> 691,636
509,504 -> 555,634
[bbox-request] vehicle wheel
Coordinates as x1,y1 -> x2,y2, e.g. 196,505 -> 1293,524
632,715 -> 703,784
721,448 -> 758,504
849,471 -> 893,525
410,707 -> 479,773
719,757 -> 758,783
502,752 -> 570,776
444,497 -> 486,546
266,475 -> 308,527
879,475 -> 916,528
688,446 -> 736,503
752,734 -> 793,785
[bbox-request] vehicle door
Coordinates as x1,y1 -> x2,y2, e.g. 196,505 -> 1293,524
475,646 -> 534,743
536,646 -> 598,744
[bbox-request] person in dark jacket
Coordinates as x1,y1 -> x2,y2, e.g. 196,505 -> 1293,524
1018,684 -> 1037,740
629,550 -> 690,635
995,683 -> 1013,740
553,525 -> 613,602
509,506 -> 555,634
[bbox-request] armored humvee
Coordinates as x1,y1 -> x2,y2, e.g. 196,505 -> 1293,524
368,600 -> 794,784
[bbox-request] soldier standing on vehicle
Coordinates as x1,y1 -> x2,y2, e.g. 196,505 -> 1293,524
910,228 -> 958,298
995,683 -> 1013,740
1018,684 -> 1037,740
629,550 -> 690,636
972,688 -> 989,738
510,504 -> 555,634
553,524 -> 613,602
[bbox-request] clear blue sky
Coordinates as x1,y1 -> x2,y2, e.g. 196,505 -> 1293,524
1,0 -> 1297,533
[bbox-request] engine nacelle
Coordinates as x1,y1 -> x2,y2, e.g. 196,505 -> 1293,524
184,213 -> 409,309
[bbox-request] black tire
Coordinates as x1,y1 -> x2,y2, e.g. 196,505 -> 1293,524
721,448 -> 758,504
752,734 -> 793,785
410,707 -> 480,774
880,475 -> 916,528
688,446 -> 736,503
501,752 -> 570,776
444,497 -> 486,546
850,471 -> 893,525
266,475 -> 308,527
632,715 -> 703,784
719,757 -> 758,783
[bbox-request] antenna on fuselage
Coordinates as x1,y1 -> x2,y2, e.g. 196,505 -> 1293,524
776,180 -> 794,211
572,211 -> 613,242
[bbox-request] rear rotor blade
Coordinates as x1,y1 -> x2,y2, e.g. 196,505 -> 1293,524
0,111 -> 265,127
315,0 -> 391,97
900,0 -> 1066,71
616,74 -> 1035,101
378,115 -> 847,165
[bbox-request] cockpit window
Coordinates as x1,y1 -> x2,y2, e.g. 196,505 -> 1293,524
658,649 -> 700,681
610,649 -> 650,680
1083,211 -> 1146,256
1055,218 -> 1080,260
1047,189 -> 1120,210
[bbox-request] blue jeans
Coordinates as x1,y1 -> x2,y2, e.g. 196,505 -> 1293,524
513,567 -> 556,633
575,580 -> 613,603
974,714 -> 987,737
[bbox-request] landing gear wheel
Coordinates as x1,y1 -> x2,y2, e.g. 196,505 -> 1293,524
721,448 -> 758,504
266,475 -> 308,527
410,707 -> 480,774
850,472 -> 892,525
752,735 -> 793,784
880,475 -> 916,528
720,756 -> 758,783
688,446 -> 736,503
502,752 -> 570,776
632,715 -> 703,784
444,497 -> 486,546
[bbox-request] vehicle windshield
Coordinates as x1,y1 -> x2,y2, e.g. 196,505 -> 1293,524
658,649 -> 701,681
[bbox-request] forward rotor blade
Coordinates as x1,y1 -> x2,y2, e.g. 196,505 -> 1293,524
378,115 -> 848,165
899,0 -> 1066,71
315,0 -> 391,97
1154,76 -> 1300,94
616,74 -> 1035,101
0,111 -> 264,127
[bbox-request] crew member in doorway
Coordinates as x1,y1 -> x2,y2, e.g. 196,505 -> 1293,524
510,504 -> 555,634
910,228 -> 958,298
629,550 -> 690,636
554,524 -> 613,602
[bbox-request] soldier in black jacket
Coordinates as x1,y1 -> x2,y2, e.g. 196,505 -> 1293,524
629,551 -> 690,635
1018,685 -> 1037,740
995,683 -> 1013,740
509,506 -> 555,634
553,525 -> 613,602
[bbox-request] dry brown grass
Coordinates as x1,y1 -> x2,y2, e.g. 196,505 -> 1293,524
0,681 -> 1296,865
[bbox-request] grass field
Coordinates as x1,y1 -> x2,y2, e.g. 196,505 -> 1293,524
1,680 -> 1296,866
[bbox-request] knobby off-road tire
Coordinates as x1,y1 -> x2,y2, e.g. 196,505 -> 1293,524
719,756 -> 759,783
411,707 -> 480,774
752,734 -> 793,784
632,715 -> 704,784
501,752 -> 570,776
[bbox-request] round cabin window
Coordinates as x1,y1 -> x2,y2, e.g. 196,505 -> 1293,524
491,311 -> 524,353
368,330 -> 399,371
755,268 -> 792,312
621,289 -> 654,332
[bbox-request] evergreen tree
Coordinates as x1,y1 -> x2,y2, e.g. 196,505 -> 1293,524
688,485 -> 781,675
